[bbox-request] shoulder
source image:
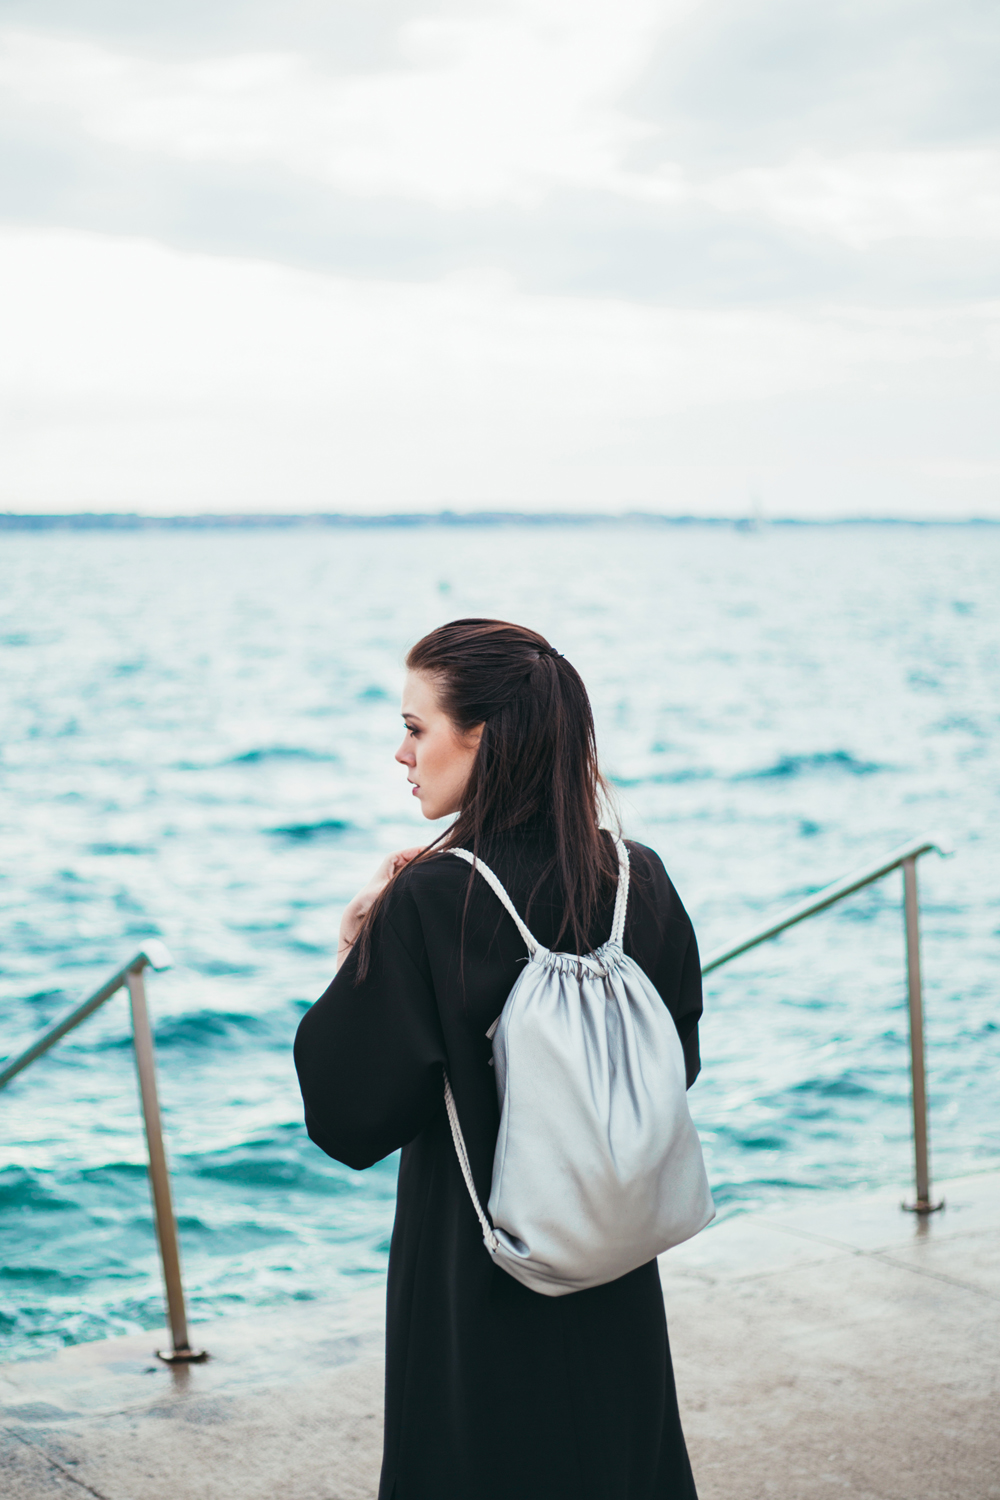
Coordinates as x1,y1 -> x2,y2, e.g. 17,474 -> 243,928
377,849 -> 471,931
391,849 -> 470,902
622,837 -> 667,886
623,837 -> 662,874
622,839 -> 692,929
349,851 -> 471,978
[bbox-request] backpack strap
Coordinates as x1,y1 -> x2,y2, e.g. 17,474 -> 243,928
443,1072 -> 499,1255
453,840 -> 631,950
610,836 -> 631,947
450,848 -> 541,956
443,850 -> 510,1246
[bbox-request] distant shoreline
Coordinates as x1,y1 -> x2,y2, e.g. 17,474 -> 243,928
1,511 -> 997,531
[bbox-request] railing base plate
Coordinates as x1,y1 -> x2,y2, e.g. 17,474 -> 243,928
901,1198 -> 945,1215
156,1346 -> 209,1364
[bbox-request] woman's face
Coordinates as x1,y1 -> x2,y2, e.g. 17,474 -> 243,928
395,671 -> 483,821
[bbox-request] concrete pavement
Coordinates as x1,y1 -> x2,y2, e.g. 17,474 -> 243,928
2,1168 -> 998,1499
660,1168 -> 999,1500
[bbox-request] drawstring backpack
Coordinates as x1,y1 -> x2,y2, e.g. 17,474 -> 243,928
442,836 -> 715,1296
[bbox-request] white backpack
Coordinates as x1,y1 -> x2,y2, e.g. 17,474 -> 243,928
443,837 -> 715,1296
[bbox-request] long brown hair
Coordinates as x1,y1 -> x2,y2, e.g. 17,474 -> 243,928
355,618 -> 619,976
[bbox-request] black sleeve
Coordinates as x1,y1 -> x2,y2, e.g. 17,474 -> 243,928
673,925 -> 703,1090
293,887 -> 447,1170
627,843 -> 704,1090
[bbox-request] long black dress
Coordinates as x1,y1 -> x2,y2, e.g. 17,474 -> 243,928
294,830 -> 703,1500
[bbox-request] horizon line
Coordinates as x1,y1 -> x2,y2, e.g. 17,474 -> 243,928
1,510 -> 997,531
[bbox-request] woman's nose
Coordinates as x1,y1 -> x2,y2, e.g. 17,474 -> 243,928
395,738 -> 415,767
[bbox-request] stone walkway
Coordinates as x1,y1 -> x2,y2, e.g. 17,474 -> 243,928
2,1169 -> 998,1499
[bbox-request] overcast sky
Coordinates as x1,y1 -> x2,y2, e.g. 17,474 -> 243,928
1,0 -> 998,516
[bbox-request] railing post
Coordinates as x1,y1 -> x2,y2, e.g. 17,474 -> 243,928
901,858 -> 943,1214
126,964 -> 207,1360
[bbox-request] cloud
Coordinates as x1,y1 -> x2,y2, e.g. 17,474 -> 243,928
3,12 -> 998,248
0,6 -> 677,207
1,227 -> 997,515
702,149 -> 1000,247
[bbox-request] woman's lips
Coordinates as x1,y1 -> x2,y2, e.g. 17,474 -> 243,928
410,782 -> 420,796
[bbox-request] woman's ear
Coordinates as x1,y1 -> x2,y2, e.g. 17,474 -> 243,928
464,721 -> 485,750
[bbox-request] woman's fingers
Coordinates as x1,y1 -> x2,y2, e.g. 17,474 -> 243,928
366,845 -> 425,898
336,846 -> 427,968
390,845 -> 425,873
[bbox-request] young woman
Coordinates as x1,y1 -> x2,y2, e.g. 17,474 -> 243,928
294,619 -> 703,1500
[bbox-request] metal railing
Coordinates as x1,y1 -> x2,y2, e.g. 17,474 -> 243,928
0,831 -> 952,1358
700,834 -> 951,1213
0,942 -> 206,1362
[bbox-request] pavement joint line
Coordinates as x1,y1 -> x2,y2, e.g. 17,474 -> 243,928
6,1428 -> 114,1500
750,1221 -> 999,1299
665,1252 -> 845,1288
759,1221 -> 912,1252
864,1251 -> 1000,1300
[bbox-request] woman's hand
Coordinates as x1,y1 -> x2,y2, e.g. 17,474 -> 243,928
336,846 -> 424,969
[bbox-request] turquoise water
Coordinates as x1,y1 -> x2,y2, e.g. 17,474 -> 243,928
1,522 -> 997,1359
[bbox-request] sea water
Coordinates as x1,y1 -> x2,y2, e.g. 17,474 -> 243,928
0,522 -> 997,1358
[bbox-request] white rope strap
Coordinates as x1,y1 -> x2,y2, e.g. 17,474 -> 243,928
443,1072 -> 499,1253
450,848 -> 540,955
610,836 -> 631,947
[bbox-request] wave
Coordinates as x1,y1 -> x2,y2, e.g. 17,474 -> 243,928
18,988 -> 67,1008
788,1072 -> 882,1100
0,1166 -> 76,1214
269,818 -> 355,840
187,1127 -> 395,1194
721,1132 -> 787,1153
101,1008 -> 277,1052
192,1149 -> 331,1191
612,751 -> 884,787
610,769 -> 712,787
736,750 -> 885,780
0,1134 -> 391,1212
153,1010 -> 274,1050
0,1264 -> 89,1290
227,747 -> 339,765
196,958 -> 259,977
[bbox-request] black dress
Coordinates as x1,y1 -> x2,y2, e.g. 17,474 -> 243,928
294,831 -> 703,1500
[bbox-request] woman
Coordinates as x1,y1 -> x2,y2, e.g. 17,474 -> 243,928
294,619 -> 703,1500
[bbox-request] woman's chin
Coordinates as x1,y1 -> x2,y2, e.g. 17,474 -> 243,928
419,798 -> 457,821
